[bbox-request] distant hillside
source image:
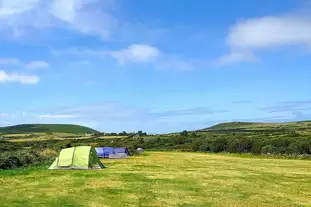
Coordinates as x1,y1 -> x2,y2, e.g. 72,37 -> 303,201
0,124 -> 99,134
199,121 -> 311,132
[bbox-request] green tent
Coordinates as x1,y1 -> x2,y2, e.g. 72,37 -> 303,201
49,146 -> 105,170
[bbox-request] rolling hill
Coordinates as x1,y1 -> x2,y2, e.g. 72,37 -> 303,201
0,124 -> 99,134
199,121 -> 311,132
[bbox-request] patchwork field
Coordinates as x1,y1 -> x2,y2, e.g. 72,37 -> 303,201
1,152 -> 310,207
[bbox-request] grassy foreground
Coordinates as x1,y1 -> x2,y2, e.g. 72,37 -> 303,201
0,152 -> 310,207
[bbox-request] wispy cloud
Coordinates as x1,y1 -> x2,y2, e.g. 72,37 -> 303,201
0,0 -> 118,39
52,44 -> 197,71
217,3 -> 311,66
260,100 -> 311,113
51,48 -> 108,57
0,70 -> 39,85
110,44 -> 161,65
37,114 -> 81,119
0,57 -> 50,69
30,103 -> 230,124
25,61 -> 50,70
150,107 -> 230,118
0,58 -> 22,65
0,58 -> 48,84
0,113 -> 9,117
278,100 -> 311,105
155,56 -> 195,71
231,100 -> 253,104
214,51 -> 258,66
49,0 -> 118,40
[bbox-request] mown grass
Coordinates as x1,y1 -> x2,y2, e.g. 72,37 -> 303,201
1,152 -> 311,207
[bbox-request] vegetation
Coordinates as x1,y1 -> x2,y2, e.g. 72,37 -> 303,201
0,152 -> 310,207
0,148 -> 56,170
0,124 -> 99,134
0,120 -> 310,170
201,120 -> 311,132
0,121 -> 310,206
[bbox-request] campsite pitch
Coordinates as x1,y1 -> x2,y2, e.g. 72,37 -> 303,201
0,152 -> 310,207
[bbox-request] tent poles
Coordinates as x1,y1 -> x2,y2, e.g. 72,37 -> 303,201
71,147 -> 77,165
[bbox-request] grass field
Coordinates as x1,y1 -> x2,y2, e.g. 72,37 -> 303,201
0,124 -> 99,134
1,152 -> 310,207
201,121 -> 311,133
5,136 -> 126,142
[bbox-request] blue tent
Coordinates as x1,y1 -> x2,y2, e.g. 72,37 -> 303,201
95,147 -> 114,158
113,147 -> 130,155
95,147 -> 130,158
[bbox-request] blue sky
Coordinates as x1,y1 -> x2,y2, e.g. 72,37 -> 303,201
0,0 -> 310,133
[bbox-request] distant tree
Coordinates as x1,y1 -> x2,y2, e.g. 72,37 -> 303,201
189,132 -> 198,137
261,145 -> 276,154
180,130 -> 189,137
127,133 -> 135,138
137,130 -> 143,136
138,137 -> 145,144
118,131 -> 128,136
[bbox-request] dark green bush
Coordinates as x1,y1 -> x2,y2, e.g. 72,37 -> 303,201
0,149 -> 53,170
261,145 -> 276,154
210,138 -> 227,152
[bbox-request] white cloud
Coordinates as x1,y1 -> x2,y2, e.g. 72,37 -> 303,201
0,58 -> 22,65
228,16 -> 311,50
0,70 -> 39,84
0,113 -> 9,117
25,61 -> 50,69
53,44 -> 196,70
214,51 -> 258,66
0,0 -> 40,17
156,58 -> 194,71
110,44 -> 161,65
50,0 -> 118,39
218,7 -> 311,66
0,0 -> 118,39
37,114 -> 81,119
51,48 -> 108,57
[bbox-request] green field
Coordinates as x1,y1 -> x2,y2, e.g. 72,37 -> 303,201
201,121 -> 311,133
0,124 -> 99,134
1,152 -> 310,207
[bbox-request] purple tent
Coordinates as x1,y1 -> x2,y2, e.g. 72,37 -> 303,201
95,147 -> 114,158
95,147 -> 130,158
113,147 -> 130,155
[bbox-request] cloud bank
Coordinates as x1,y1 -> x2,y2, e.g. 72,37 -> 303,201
216,5 -> 311,66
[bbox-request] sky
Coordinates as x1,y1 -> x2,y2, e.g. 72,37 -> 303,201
0,0 -> 310,133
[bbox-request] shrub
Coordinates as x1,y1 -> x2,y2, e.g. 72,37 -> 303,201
210,138 -> 227,152
0,148 -> 54,170
261,145 -> 276,154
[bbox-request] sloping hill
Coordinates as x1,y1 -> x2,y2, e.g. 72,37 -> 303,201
0,124 -> 99,134
199,121 -> 311,132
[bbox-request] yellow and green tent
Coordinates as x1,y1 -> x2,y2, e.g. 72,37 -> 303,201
49,146 -> 105,170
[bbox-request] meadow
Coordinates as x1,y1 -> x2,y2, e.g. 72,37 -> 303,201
1,151 -> 310,207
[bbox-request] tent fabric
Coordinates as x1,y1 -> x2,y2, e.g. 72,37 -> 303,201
95,147 -> 114,158
137,148 -> 144,153
95,148 -> 104,157
108,153 -> 129,159
113,147 -> 130,155
95,147 -> 130,158
49,146 -> 105,170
